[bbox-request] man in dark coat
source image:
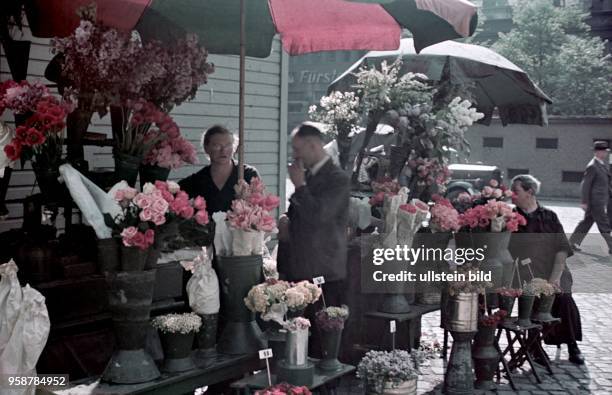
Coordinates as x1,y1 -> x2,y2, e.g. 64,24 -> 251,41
278,122 -> 350,306
569,141 -> 612,254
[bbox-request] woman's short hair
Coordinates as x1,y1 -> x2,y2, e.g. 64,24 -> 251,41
201,125 -> 234,149
511,174 -> 541,195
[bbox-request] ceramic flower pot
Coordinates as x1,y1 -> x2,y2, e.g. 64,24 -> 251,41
367,378 -> 418,395
159,331 -> 196,373
472,326 -> 498,390
517,294 -> 535,327
139,164 -> 171,189
531,294 -> 556,322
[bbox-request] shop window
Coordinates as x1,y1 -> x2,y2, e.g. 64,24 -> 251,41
536,138 -> 558,149
507,168 -> 529,179
483,137 -> 503,148
562,171 -> 583,183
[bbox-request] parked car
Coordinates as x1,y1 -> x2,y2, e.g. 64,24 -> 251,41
445,163 -> 503,201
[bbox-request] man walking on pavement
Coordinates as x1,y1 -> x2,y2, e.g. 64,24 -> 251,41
569,141 -> 612,254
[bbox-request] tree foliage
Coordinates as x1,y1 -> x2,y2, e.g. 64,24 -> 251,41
493,0 -> 611,116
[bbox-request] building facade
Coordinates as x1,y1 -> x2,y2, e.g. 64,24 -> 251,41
465,117 -> 612,198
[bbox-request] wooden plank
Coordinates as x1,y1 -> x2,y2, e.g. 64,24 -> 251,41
169,103 -> 280,119
167,115 -> 279,129
175,93 -> 279,109
201,79 -> 280,97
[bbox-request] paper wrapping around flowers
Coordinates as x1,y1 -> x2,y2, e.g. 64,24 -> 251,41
0,260 -> 22,354
59,164 -> 123,239
382,187 -> 409,249
231,229 -> 264,256
396,199 -> 429,248
213,211 -> 231,256
491,216 -> 505,232
0,260 -> 50,395
349,197 -> 373,230
184,247 -> 220,315
262,242 -> 279,280
0,123 -> 14,177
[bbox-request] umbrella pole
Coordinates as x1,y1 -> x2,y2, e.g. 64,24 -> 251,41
238,0 -> 246,181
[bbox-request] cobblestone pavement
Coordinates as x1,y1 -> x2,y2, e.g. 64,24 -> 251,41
335,200 -> 612,394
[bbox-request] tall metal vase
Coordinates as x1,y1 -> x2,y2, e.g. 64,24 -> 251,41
472,326 -> 498,390
216,255 -> 267,355
102,270 -> 160,384
278,327 -> 315,386
454,232 -> 511,308
444,292 -> 478,395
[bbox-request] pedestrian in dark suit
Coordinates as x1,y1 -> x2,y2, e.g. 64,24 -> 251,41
569,141 -> 612,254
278,122 -> 350,306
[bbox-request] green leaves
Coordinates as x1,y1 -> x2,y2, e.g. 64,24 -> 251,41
493,0 -> 611,115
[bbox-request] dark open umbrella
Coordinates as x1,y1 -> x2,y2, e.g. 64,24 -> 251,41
24,0 -> 479,178
329,38 -> 552,126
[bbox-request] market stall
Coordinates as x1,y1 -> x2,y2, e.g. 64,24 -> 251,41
5,1 -> 571,395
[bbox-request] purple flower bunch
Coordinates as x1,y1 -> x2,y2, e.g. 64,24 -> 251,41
315,305 -> 349,331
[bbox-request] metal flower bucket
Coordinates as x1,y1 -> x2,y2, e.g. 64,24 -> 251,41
446,292 -> 478,332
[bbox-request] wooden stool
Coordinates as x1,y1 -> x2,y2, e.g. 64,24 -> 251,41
496,319 -> 544,383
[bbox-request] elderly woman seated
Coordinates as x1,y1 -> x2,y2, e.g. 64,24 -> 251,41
509,174 -> 584,365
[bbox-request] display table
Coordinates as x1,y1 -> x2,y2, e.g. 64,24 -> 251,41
230,361 -> 355,395
39,352 -> 263,395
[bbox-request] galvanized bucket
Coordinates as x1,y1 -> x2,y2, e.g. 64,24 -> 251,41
285,327 -> 309,366
446,292 -> 478,332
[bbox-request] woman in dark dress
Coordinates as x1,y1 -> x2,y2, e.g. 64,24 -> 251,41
509,174 -> 584,365
179,125 -> 258,216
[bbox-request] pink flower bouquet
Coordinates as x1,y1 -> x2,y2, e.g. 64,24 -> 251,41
429,196 -> 461,232
226,177 -> 280,256
143,134 -> 198,169
459,200 -> 526,232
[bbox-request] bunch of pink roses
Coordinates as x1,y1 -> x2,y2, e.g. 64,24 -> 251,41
369,177 -> 400,206
120,226 -> 154,250
143,134 -> 198,169
111,185 -> 168,250
154,181 -> 209,226
459,200 -> 526,232
228,177 -> 280,232
429,195 -> 461,232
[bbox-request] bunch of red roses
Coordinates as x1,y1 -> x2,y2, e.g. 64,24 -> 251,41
3,95 -> 71,167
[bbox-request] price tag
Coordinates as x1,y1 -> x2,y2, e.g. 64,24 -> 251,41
389,320 -> 396,333
313,276 -> 325,285
520,258 -> 532,266
258,348 -> 273,359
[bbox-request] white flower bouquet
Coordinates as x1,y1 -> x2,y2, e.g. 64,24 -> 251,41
151,312 -> 202,334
